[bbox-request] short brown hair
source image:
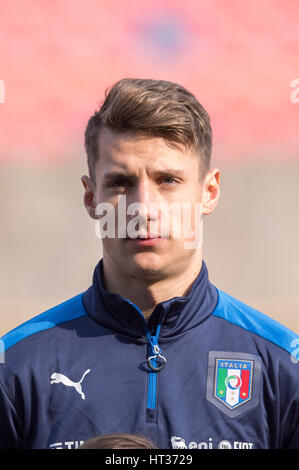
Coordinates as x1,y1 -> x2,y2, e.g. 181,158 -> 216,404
79,432 -> 157,449
85,78 -> 212,181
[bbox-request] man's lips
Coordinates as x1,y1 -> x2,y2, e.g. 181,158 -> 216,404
125,236 -> 165,246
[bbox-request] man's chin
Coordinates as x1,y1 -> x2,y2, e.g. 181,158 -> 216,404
125,254 -> 166,280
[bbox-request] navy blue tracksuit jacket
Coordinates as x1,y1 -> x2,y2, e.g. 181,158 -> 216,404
0,260 -> 298,449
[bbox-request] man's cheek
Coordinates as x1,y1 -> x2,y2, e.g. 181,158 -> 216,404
183,203 -> 203,250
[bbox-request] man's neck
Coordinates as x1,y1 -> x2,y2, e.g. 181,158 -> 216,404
102,254 -> 203,320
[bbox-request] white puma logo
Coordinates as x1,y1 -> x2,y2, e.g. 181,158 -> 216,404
50,369 -> 90,400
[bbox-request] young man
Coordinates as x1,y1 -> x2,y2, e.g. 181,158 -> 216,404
0,78 -> 298,449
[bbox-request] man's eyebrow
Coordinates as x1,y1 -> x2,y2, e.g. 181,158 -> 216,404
103,171 -> 134,180
151,169 -> 186,177
102,168 -> 186,180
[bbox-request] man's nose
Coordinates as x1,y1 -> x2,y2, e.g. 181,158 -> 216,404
129,180 -> 159,220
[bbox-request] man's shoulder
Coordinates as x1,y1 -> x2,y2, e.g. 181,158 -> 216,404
212,288 -> 299,357
1,293 -> 87,354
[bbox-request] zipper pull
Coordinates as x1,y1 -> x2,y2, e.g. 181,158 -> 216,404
147,336 -> 166,372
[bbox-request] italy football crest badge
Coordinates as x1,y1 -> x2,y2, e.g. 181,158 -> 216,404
206,351 -> 262,418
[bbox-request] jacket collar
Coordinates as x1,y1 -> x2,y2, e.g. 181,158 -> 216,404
83,259 -> 218,341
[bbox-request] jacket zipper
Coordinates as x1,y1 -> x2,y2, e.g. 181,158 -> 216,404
146,325 -> 163,410
126,300 -> 166,413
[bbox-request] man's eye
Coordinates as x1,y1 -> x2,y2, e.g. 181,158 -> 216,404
160,176 -> 178,185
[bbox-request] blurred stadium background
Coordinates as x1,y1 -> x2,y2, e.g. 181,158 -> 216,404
0,0 -> 298,336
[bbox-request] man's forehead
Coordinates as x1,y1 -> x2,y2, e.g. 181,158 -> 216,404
98,128 -> 183,154
96,128 -> 198,171
98,156 -> 193,179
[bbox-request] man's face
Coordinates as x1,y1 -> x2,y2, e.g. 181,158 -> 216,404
84,128 -> 217,280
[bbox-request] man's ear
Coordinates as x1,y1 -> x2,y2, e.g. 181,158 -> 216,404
81,175 -> 98,219
201,168 -> 220,215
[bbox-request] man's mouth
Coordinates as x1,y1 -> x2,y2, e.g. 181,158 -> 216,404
125,234 -> 165,246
